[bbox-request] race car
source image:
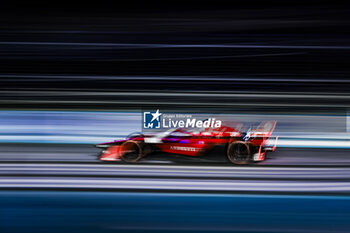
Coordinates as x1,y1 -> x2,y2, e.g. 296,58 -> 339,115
95,120 -> 278,165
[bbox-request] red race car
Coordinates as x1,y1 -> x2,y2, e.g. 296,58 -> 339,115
95,121 -> 278,165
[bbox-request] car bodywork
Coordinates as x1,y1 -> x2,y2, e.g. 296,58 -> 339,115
95,120 -> 278,165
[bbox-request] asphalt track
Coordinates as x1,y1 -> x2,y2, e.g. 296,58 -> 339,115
1,144 -> 350,194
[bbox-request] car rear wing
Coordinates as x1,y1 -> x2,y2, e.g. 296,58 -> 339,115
248,120 -> 276,137
254,120 -> 277,134
249,120 -> 278,151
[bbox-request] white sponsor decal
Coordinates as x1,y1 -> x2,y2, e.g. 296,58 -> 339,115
170,146 -> 201,152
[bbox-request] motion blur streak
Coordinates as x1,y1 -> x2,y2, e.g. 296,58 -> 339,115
2,177 -> 350,193
3,41 -> 350,49
3,163 -> 350,178
0,110 -> 348,147
0,145 -> 350,193
6,74 -> 350,83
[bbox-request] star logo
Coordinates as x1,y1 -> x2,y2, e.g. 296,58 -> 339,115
150,109 -> 162,122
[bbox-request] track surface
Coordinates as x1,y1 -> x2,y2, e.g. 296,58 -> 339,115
2,191 -> 350,233
1,144 -> 350,194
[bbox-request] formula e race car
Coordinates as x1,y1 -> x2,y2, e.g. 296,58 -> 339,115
95,121 -> 278,165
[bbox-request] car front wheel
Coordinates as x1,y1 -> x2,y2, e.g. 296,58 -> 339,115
120,140 -> 144,163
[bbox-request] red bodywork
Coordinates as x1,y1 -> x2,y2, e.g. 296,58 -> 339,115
96,121 -> 277,163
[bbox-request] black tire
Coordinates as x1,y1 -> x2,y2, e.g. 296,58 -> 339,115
120,140 -> 144,163
227,141 -> 251,165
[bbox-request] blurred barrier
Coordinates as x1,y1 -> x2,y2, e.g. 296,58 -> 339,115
0,110 -> 348,148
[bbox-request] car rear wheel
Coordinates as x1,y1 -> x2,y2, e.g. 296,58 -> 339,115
227,141 -> 251,165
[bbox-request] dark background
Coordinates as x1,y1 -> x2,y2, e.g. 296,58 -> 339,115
0,1 -> 350,112
0,1 -> 350,87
